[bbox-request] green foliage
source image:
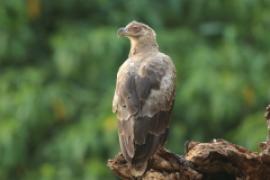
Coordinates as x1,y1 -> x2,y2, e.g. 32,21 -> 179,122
0,0 -> 270,179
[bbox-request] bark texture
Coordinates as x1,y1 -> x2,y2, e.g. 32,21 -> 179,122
107,105 -> 270,180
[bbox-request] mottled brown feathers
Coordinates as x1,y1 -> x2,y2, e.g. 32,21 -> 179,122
113,21 -> 176,176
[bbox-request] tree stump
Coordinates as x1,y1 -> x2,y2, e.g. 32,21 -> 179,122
107,104 -> 270,179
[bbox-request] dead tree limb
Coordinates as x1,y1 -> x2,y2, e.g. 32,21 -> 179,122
107,104 -> 270,179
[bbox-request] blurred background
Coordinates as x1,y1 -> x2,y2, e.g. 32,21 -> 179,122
0,0 -> 270,179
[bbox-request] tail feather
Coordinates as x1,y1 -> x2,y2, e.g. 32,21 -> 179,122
130,161 -> 148,177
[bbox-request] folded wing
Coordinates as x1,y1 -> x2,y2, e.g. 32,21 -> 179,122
113,54 -> 176,166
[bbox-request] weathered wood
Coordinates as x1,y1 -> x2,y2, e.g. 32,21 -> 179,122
186,139 -> 270,180
107,148 -> 202,180
107,105 -> 270,180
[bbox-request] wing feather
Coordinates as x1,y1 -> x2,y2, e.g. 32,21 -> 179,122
113,54 -> 176,164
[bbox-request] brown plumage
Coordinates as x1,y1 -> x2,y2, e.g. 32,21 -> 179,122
113,21 -> 176,176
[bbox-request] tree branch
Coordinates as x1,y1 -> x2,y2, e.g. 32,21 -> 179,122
107,104 -> 270,179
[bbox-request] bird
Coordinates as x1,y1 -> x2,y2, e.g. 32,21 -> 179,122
112,21 -> 176,176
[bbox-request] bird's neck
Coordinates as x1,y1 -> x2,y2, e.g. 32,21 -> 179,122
128,38 -> 159,57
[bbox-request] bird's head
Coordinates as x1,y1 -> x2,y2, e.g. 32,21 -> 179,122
117,21 -> 156,42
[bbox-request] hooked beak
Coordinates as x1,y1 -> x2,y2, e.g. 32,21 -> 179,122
117,27 -> 128,36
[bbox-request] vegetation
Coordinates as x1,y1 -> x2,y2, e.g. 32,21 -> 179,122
0,0 -> 269,179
